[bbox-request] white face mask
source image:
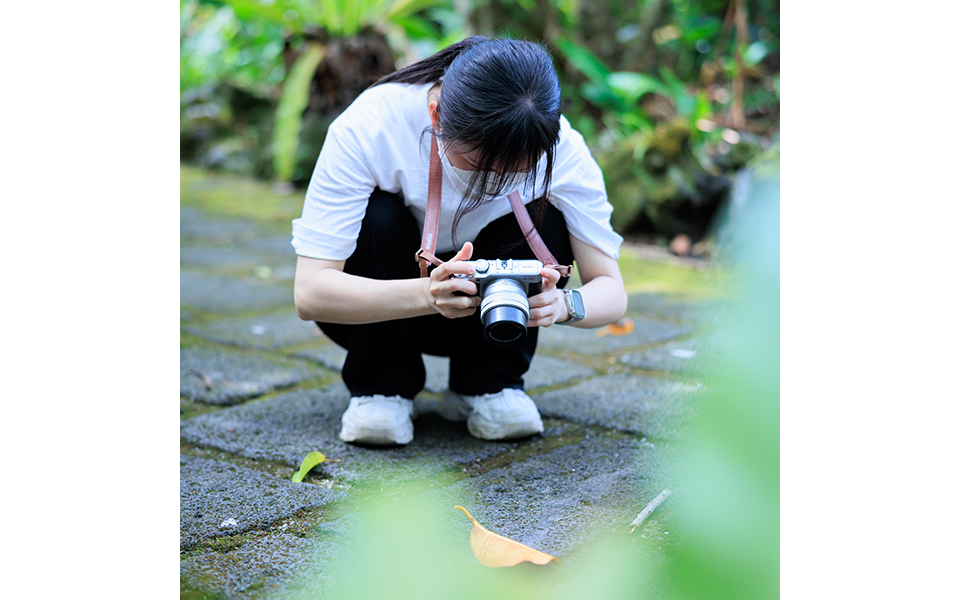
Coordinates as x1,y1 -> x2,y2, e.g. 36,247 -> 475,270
438,139 -> 527,197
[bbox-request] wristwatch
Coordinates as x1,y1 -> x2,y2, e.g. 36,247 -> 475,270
558,289 -> 586,325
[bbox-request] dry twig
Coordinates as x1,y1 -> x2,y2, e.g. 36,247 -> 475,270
188,369 -> 213,390
628,489 -> 672,533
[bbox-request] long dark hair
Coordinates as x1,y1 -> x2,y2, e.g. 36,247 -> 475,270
373,37 -> 562,246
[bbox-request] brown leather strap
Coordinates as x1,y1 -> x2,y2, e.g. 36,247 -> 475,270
507,190 -> 572,277
414,248 -> 444,269
418,136 -> 444,277
418,137 -> 572,278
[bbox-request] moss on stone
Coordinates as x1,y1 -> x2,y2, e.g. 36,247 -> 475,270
180,165 -> 304,225
618,251 -> 727,298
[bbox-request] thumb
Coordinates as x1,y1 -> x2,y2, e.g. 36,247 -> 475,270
540,267 -> 560,291
452,241 -> 474,262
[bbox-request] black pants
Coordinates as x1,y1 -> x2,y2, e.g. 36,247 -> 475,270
317,189 -> 573,399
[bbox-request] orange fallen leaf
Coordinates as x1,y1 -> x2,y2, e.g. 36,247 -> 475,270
595,317 -> 635,338
454,505 -> 560,567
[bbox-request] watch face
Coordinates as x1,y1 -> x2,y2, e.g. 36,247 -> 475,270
567,289 -> 585,320
571,290 -> 585,318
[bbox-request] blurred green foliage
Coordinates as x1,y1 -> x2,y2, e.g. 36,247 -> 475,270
180,0 -> 288,96
273,43 -> 325,181
219,0 -> 446,37
667,161 -> 779,600
271,161 -> 780,600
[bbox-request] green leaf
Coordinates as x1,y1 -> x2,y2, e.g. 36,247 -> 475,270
392,14 -> 439,40
581,81 -> 620,109
273,43 -> 325,182
292,451 -> 327,482
554,38 -> 611,85
341,0 -> 363,36
221,0 -> 300,30
607,72 -> 668,106
385,0 -> 447,22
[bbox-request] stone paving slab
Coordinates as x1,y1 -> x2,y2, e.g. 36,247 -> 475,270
180,348 -> 324,405
617,335 -> 718,375
180,455 -> 344,549
244,235 -> 298,257
243,237 -> 299,282
430,435 -> 657,559
181,271 -> 293,315
181,208 -> 263,242
180,245 -> 276,271
179,385 -> 519,486
181,533 -> 338,600
626,292 -> 720,329
291,339 -> 348,373
185,311 -> 324,350
533,373 -> 703,441
538,315 -> 690,354
181,238 -> 298,282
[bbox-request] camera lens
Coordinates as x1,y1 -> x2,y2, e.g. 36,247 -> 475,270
483,307 -> 527,344
479,278 -> 530,346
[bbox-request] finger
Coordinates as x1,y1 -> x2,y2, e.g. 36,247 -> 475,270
452,241 -> 474,262
527,312 -> 551,328
527,288 -> 558,309
430,243 -> 477,281
540,267 -> 561,291
437,291 -> 481,310
526,303 -> 553,327
435,278 -> 478,297
433,260 -> 475,280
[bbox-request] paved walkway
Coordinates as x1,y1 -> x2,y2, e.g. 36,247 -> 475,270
180,187 -> 721,599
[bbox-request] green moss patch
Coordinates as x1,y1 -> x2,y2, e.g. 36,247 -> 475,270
618,252 -> 727,298
180,165 -> 304,224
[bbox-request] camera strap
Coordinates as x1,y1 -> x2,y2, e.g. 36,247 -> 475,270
416,136 -> 573,278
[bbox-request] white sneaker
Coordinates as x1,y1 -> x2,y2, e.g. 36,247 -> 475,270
339,395 -> 416,445
439,388 -> 544,440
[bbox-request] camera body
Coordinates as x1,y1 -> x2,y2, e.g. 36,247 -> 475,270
455,258 -> 543,346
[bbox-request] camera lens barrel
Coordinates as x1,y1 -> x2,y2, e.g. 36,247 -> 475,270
479,278 -> 530,346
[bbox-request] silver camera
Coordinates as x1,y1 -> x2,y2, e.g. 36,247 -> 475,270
456,258 -> 543,345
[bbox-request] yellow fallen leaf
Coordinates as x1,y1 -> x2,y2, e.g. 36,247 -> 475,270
291,451 -> 340,482
454,505 -> 560,567
595,317 -> 635,338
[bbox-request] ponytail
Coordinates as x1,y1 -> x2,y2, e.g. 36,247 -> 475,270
372,36 -> 488,86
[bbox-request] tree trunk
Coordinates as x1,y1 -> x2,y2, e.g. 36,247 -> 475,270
306,28 -> 396,116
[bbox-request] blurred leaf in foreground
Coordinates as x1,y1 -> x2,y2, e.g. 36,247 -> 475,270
666,161 -> 779,600
454,505 -> 560,567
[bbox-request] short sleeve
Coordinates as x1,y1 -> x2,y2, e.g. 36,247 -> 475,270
291,114 -> 378,261
548,119 -> 623,260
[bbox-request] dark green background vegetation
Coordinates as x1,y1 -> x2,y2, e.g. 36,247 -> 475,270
180,0 -> 779,251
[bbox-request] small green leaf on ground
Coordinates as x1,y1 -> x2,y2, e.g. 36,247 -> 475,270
292,451 -> 327,482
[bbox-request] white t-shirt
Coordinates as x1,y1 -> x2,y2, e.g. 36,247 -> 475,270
292,82 -> 623,261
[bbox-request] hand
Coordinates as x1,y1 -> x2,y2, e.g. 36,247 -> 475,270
527,267 -> 568,327
423,242 -> 481,319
